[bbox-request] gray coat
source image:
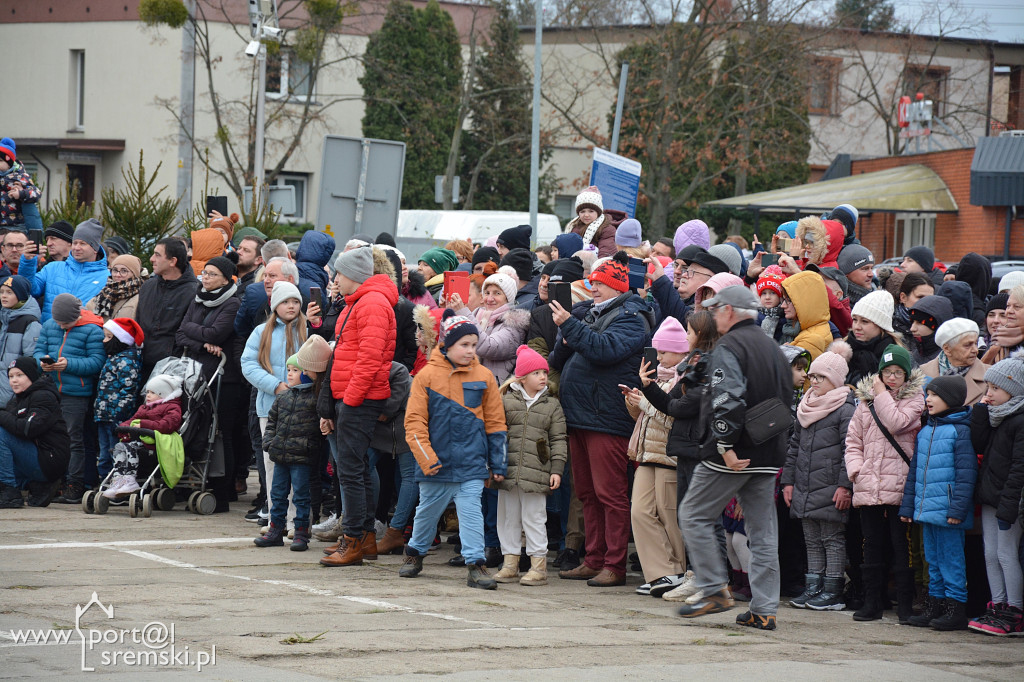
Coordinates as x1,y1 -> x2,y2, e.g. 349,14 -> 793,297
369,362 -> 412,455
0,297 -> 41,405
781,391 -> 856,523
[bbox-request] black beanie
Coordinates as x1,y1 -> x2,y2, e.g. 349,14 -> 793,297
927,375 -> 967,410
472,246 -> 500,268
9,355 -> 40,383
987,292 -> 1009,315
541,259 -> 559,277
500,248 -> 534,282
45,220 -> 74,244
904,246 -> 935,273
375,231 -> 397,247
548,256 -> 584,283
206,253 -> 238,280
497,224 -> 532,252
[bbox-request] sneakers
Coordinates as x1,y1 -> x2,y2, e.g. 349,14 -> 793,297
312,513 -> 338,534
117,475 -> 140,495
636,581 -> 653,596
647,574 -> 686,598
736,610 -> 777,630
101,476 -> 129,499
806,577 -> 845,611
467,564 -> 497,590
789,573 -> 823,609
53,481 -> 85,504
661,571 -> 698,602
676,588 -> 735,618
969,604 -> 1024,637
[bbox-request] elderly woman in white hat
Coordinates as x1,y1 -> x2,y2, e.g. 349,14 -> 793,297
921,318 -> 989,406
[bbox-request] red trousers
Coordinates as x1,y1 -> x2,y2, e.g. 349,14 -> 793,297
569,428 -> 630,576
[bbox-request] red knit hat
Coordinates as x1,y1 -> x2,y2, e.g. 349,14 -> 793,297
514,344 -> 548,377
588,251 -> 630,293
756,272 -> 785,298
104,317 -> 145,347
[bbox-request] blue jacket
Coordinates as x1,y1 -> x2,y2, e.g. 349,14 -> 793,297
0,297 -> 42,405
240,318 -> 305,417
549,292 -> 654,438
33,313 -> 106,397
93,345 -> 143,423
899,407 -> 977,528
19,248 -> 110,322
295,230 -> 335,299
648,275 -> 690,327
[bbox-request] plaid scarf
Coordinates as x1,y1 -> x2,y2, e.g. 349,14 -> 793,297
93,277 -> 140,319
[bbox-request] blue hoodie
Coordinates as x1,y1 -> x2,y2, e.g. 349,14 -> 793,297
295,230 -> 335,300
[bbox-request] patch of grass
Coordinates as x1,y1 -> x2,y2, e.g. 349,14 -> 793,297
869,640 -> 905,646
7,585 -> 40,590
474,600 -> 504,607
726,632 -> 744,636
691,638 -> 707,645
52,623 -> 73,630
280,631 -> 328,645
363,608 -> 389,614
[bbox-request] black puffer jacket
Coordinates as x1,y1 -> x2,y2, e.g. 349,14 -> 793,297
641,359 -> 708,463
0,374 -> 70,481
137,266 -> 200,369
174,286 -> 242,382
262,384 -> 322,466
369,362 -> 412,455
971,403 -> 1024,525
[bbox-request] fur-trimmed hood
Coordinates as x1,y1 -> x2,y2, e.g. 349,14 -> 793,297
796,216 -> 845,268
479,305 -> 531,332
854,367 -> 927,404
372,246 -> 398,287
413,303 -> 441,350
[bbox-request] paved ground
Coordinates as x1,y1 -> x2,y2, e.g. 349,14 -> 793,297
0,494 -> 1016,681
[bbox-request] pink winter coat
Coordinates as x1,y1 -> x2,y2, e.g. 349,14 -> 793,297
456,305 -> 530,384
844,369 -> 926,507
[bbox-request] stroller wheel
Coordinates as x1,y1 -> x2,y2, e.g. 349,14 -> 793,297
155,488 -> 175,512
129,493 -> 140,518
93,494 -> 109,515
187,491 -> 201,514
194,492 -> 217,516
81,490 -> 96,515
142,493 -> 153,518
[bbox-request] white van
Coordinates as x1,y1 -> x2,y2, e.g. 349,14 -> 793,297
395,210 -> 562,262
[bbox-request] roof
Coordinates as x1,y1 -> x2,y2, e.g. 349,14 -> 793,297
702,164 -> 958,214
970,137 -> 1024,207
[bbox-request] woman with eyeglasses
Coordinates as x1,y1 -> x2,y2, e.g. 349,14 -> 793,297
86,255 -> 143,322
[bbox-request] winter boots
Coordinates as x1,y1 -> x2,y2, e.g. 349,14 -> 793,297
852,564 -> 885,621
399,548 -> 424,578
789,573 -> 823,609
254,524 -> 285,547
930,598 -> 968,631
467,563 -> 497,590
0,483 -> 23,509
290,526 -> 310,552
730,569 -> 752,602
520,556 -> 548,586
493,555 -> 520,583
907,596 -> 945,627
320,535 -> 365,566
806,576 -> 846,611
375,527 -> 406,555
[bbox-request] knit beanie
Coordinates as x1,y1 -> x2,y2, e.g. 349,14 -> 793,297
998,271 -> 1024,294
472,246 -> 500,269
549,256 -> 584,283
934,317 -> 979,351
499,248 -> 534,282
986,292 -> 1009,315
145,373 -> 182,400
775,220 -> 798,238
878,344 -> 912,377
552,232 -> 583,259
418,247 -> 459,276
904,246 -> 935,273
334,245 -> 374,284
0,137 -> 16,165
374,231 -> 397,247
103,236 -> 130,257
615,219 -> 643,248
231,226 -> 267,248
72,218 -> 104,253
210,212 -> 239,242
1,275 -> 30,303
294,335 -> 332,373
756,272 -> 785,298
926,375 -> 967,410
809,351 -> 849,390
104,317 -> 144,347
8,355 -> 40,383
673,219 -> 711,255
497,224 -> 532,252
837,244 -> 874,275
780,343 -> 812,367
206,254 -> 238,281
440,308 -> 479,350
112,254 -> 142,280
652,316 -> 689,353
589,251 -> 630,293
514,344 -> 548,377
984,357 -> 1024,398
851,290 -> 894,332
830,204 -> 859,237
707,244 -> 742,277
909,295 -> 954,333
574,186 -> 604,214
50,293 -> 83,324
45,220 -> 74,245
269,280 -> 302,312
483,271 -> 518,304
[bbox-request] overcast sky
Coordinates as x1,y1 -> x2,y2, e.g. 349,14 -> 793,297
900,0 -> 1024,44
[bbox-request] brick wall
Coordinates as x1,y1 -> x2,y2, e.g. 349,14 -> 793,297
850,148 -> 1024,262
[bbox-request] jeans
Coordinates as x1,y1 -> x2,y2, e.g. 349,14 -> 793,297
334,399 -> 385,537
922,523 -> 967,602
390,451 -> 418,531
0,426 -> 45,487
408,479 -> 486,565
483,487 -> 499,548
270,463 -> 311,530
366,447 -> 385,516
96,422 -> 117,481
63,394 -> 98,487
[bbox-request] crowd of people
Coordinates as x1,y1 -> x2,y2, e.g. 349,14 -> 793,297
0,156 -> 1022,636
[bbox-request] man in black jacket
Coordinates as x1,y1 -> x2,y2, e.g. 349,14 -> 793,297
676,286 -> 792,631
138,238 -> 199,379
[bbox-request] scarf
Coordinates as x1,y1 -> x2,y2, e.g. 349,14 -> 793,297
797,384 -> 851,427
780,318 -> 800,345
760,306 -> 783,340
846,333 -> 892,385
846,282 -> 872,307
989,395 -> 1024,427
93,277 -> 141,319
937,351 -> 971,377
577,214 -> 606,247
196,282 -> 238,308
656,363 -> 676,383
911,333 -> 940,366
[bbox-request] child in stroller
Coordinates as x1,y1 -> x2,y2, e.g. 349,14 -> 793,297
102,374 -> 183,499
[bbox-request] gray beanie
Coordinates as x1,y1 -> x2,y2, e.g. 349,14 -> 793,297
984,357 -> 1024,398
837,244 -> 874,275
73,218 -> 104,253
51,293 -> 82,324
707,243 -> 742,277
334,245 -> 374,284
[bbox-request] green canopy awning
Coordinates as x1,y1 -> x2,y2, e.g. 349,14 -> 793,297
702,164 -> 958,214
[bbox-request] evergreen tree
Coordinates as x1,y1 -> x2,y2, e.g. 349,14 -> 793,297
361,0 -> 462,208
833,0 -> 898,32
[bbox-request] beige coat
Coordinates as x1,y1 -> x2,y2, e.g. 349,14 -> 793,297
626,377 -> 676,468
86,293 -> 139,322
920,355 -> 989,406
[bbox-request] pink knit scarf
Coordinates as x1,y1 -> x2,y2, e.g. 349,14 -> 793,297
797,385 -> 850,427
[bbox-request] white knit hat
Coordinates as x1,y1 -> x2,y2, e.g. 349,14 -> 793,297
145,373 -> 182,400
482,271 -> 518,305
935,317 -> 979,351
270,280 -> 302,313
851,290 -> 894,333
574,186 -> 603,214
998,271 -> 1024,294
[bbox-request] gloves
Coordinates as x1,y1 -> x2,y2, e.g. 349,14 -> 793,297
997,519 -> 1011,532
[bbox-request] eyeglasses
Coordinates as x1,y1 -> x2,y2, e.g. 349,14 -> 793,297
881,369 -> 905,379
680,268 -> 712,280
807,374 -> 827,383
199,270 -> 224,279
2,243 -> 26,251
111,267 -> 133,276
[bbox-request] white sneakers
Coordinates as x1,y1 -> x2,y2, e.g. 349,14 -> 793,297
312,513 -> 338,534
101,475 -> 140,499
661,570 -> 698,602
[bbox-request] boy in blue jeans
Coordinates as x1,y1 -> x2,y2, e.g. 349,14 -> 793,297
401,310 -> 508,589
900,374 -> 977,631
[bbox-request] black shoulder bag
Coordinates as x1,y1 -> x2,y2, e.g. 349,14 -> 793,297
868,402 -> 911,466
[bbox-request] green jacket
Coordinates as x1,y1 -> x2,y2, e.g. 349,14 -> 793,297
497,384 -> 567,495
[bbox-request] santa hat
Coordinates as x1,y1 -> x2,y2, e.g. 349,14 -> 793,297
104,318 -> 144,347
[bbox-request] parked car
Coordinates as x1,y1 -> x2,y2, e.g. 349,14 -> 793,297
990,260 -> 1024,295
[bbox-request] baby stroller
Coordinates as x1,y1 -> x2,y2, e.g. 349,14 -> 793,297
82,355 -> 226,517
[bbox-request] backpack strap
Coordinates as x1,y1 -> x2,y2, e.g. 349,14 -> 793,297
5,315 -> 35,335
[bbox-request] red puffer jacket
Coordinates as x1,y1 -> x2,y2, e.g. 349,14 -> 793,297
119,392 -> 183,446
331,274 -> 398,407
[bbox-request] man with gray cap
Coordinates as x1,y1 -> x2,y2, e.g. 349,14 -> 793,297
319,246 -> 398,567
837,244 -> 875,306
676,286 -> 792,631
18,218 -> 110,322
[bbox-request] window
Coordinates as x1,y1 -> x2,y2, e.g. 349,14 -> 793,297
903,64 -> 949,116
894,213 -> 936,255
554,194 -> 576,223
271,173 -> 308,221
69,50 -> 85,130
266,50 -> 314,101
808,57 -> 841,116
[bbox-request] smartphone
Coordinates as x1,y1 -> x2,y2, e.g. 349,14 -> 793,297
628,257 -> 647,290
40,356 -> 55,365
761,253 -> 779,267
642,346 -> 659,373
206,195 -> 228,217
549,281 -> 573,311
776,236 -> 791,254
309,286 -> 324,314
27,228 -> 43,251
443,271 -> 470,304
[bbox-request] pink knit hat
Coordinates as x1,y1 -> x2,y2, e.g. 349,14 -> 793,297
652,317 -> 689,353
809,351 -> 849,390
514,344 -> 548,377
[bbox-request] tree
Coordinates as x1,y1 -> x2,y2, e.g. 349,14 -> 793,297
361,0 -> 463,209
100,151 -> 181,259
832,0 -> 897,32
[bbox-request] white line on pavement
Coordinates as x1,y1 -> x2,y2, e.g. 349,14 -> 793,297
0,537 -> 255,550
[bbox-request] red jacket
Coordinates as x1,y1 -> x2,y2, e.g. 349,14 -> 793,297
331,274 -> 398,407
120,394 -> 183,445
